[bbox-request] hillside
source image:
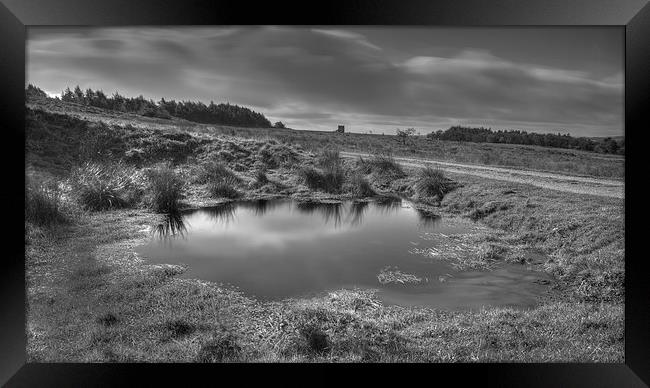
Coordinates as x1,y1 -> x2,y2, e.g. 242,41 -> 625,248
26,93 -> 624,179
29,84 -> 274,128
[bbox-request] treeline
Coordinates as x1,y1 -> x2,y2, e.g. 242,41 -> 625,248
427,126 -> 624,155
29,84 -> 272,128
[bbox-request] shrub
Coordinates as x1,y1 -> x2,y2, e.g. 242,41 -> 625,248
146,164 -> 184,213
414,166 -> 452,199
25,180 -> 71,226
69,162 -> 143,211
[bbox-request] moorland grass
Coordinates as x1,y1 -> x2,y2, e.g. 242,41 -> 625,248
349,173 -> 376,198
208,182 -> 241,199
24,99 -> 624,363
441,177 -> 624,303
145,164 -> 185,213
300,149 -> 345,194
25,180 -> 74,228
414,166 -> 453,199
25,181 -> 623,363
27,97 -> 624,178
197,161 -> 242,199
357,154 -> 405,177
69,162 -> 143,211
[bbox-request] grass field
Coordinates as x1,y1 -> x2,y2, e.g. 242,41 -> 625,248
25,99 -> 624,362
28,96 -> 624,178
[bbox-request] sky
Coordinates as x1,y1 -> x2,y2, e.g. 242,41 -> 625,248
27,26 -> 624,137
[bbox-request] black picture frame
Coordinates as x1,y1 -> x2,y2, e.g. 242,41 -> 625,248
1,0 -> 648,386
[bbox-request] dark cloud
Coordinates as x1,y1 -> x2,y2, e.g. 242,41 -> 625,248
27,27 -> 623,136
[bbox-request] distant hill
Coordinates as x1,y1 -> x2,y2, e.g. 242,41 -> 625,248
27,84 -> 273,128
427,125 -> 624,155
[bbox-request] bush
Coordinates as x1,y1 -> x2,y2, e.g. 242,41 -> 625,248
146,164 -> 184,212
414,166 -> 452,199
25,180 -> 71,226
69,162 -> 143,211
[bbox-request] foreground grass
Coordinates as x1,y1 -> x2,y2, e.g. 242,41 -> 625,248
440,175 -> 624,303
25,182 -> 624,362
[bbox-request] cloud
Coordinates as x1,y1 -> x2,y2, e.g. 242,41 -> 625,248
311,28 -> 382,50
27,27 -> 623,136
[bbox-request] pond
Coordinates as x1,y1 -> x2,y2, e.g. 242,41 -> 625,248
135,198 -> 550,310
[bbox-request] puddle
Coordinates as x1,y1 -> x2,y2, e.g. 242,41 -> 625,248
135,198 -> 550,310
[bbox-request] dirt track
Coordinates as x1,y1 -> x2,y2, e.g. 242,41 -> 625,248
341,151 -> 624,199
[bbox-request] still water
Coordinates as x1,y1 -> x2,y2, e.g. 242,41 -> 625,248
135,199 -> 549,310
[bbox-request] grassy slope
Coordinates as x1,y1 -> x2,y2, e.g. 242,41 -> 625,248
25,103 -> 624,362
28,96 -> 624,178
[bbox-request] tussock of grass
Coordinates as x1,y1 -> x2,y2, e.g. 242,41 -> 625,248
69,162 -> 143,211
414,166 -> 453,200
300,324 -> 331,354
195,161 -> 241,185
257,142 -> 300,169
195,161 -> 242,199
358,154 -> 405,177
25,180 -> 72,227
300,149 -> 346,193
96,313 -> 120,327
164,319 -> 196,339
195,330 -> 242,362
300,167 -> 345,194
145,164 -> 184,213
348,173 -> 375,198
255,169 -> 269,185
317,149 -> 341,171
209,182 -> 241,199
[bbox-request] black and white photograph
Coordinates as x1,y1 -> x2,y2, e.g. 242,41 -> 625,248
24,25 -> 625,363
